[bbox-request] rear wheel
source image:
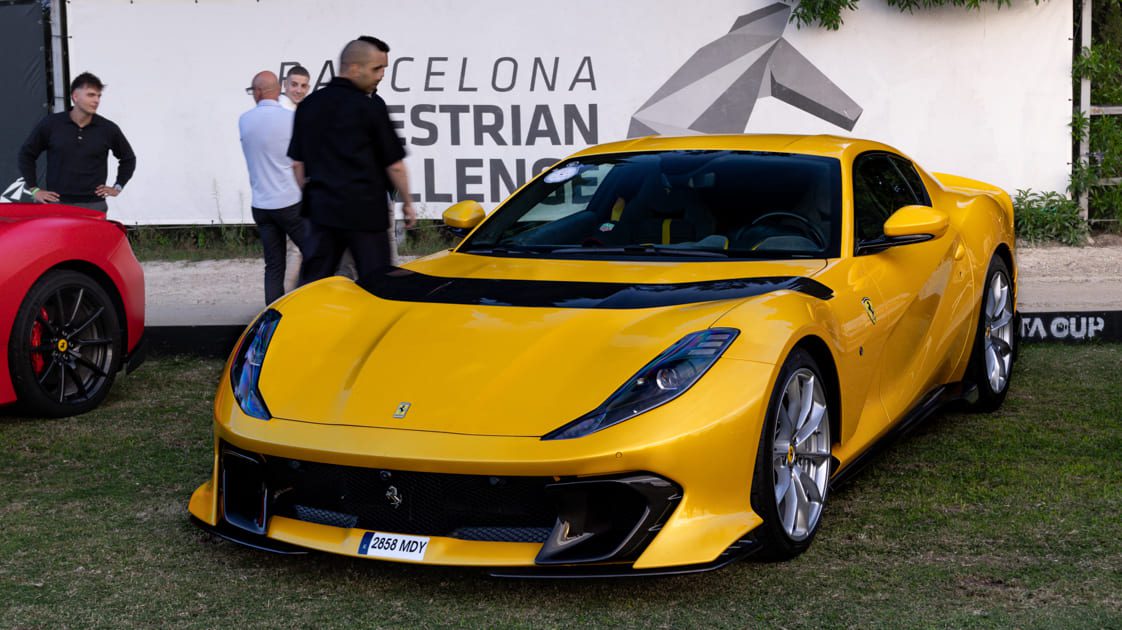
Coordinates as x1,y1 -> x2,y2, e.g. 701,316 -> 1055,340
750,348 -> 833,560
7,270 -> 123,417
966,256 -> 1015,412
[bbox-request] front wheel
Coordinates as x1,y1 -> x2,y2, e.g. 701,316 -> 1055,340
750,348 -> 833,560
966,255 -> 1016,412
7,270 -> 123,417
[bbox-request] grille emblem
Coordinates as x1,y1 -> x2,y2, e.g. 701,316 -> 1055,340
393,402 -> 411,418
385,485 -> 403,509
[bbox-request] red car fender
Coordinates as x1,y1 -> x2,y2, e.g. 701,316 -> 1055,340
0,204 -> 145,406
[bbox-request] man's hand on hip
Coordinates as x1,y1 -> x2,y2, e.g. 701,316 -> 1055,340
32,188 -> 59,203
95,185 -> 121,198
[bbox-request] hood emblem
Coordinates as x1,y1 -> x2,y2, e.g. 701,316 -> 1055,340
393,402 -> 411,419
861,297 -> 877,325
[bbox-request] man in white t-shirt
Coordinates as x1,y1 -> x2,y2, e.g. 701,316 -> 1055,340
239,70 -> 307,304
279,65 -> 310,111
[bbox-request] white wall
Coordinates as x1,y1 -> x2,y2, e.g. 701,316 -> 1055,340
67,0 -> 1072,224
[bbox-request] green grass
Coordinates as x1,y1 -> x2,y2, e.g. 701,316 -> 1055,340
128,225 -> 261,262
129,222 -> 457,263
1,346 -> 1120,628
398,222 -> 460,257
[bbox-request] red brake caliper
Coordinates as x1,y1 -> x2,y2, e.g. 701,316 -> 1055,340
30,307 -> 48,375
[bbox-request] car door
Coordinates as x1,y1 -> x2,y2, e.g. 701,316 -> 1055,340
851,152 -> 974,423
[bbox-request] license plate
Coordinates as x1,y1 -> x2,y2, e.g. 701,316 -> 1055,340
358,531 -> 430,561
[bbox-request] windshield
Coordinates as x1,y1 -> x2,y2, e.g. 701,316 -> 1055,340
460,150 -> 842,260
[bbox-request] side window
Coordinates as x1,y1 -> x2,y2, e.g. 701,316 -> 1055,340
852,153 -> 925,243
888,157 -> 930,206
853,155 -> 899,242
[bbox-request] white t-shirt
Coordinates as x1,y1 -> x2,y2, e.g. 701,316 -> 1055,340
279,93 -> 298,111
238,99 -> 301,210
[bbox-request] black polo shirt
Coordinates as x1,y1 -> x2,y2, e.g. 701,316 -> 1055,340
288,77 -> 406,232
18,112 -> 137,204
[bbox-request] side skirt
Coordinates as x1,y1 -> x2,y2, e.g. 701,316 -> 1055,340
828,381 -> 978,489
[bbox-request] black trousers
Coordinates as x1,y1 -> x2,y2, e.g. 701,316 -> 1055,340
252,203 -> 308,304
299,223 -> 392,287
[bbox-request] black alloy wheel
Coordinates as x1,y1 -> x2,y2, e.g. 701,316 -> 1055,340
8,270 -> 123,417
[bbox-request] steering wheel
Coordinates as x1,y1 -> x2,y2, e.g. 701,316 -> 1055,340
750,212 -> 826,249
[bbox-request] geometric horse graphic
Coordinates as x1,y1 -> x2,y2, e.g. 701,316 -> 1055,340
629,2 -> 863,137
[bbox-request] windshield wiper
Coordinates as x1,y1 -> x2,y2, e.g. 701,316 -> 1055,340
459,244 -> 554,255
549,245 -> 728,258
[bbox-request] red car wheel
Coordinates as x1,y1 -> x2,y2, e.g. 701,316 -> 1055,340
8,270 -> 123,417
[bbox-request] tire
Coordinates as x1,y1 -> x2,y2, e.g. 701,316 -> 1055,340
965,255 -> 1016,412
7,270 -> 123,418
750,347 -> 833,560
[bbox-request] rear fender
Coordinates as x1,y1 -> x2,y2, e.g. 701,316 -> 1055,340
931,172 -> 1015,230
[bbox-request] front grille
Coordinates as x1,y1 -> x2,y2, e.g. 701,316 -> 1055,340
451,526 -> 554,543
253,453 -> 556,542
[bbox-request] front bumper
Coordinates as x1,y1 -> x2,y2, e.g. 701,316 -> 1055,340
194,442 -> 702,571
189,357 -> 775,572
188,514 -> 764,578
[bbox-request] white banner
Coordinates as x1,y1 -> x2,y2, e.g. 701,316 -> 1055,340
65,0 -> 1071,224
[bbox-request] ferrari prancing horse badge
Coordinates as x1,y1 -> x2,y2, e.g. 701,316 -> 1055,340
861,297 -> 877,325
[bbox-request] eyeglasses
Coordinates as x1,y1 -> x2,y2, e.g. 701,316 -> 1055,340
244,87 -> 254,95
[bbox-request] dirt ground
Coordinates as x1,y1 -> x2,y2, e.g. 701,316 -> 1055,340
1017,237 -> 1122,312
142,242 -> 1122,325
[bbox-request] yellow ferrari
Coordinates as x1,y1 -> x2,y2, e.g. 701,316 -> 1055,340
189,135 -> 1016,576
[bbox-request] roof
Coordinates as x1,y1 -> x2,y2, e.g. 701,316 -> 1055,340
569,134 -> 895,160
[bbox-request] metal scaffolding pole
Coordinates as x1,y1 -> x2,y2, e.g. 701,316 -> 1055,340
50,0 -> 66,113
1079,0 -> 1092,220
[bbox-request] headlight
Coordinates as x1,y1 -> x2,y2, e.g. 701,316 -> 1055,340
230,309 -> 281,420
542,328 -> 738,440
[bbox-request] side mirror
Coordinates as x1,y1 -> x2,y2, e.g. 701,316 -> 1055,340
856,205 -> 948,255
884,205 -> 949,240
442,200 -> 485,230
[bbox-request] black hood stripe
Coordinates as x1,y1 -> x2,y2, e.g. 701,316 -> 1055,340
357,267 -> 833,309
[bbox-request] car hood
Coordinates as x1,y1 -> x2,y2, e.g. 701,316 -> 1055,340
257,254 -> 827,437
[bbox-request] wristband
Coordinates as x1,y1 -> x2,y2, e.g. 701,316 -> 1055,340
29,187 -> 40,195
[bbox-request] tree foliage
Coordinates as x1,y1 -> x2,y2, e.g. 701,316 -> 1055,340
791,0 -> 1019,30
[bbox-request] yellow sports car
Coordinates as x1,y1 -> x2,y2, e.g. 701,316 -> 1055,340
189,135 -> 1016,576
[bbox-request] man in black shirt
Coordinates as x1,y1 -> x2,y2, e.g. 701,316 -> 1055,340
18,72 -> 136,212
289,37 -> 416,285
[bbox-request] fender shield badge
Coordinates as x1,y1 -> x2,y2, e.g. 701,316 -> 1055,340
861,297 -> 877,325
393,402 -> 411,419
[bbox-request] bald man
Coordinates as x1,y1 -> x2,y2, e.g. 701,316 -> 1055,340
288,37 -> 416,286
239,70 -> 308,304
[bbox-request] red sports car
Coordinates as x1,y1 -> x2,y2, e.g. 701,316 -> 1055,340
1,203 -> 145,417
